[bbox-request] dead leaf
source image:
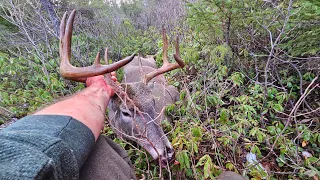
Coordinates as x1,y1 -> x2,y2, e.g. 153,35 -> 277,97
302,141 -> 308,147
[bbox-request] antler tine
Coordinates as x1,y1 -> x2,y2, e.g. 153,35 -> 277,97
59,10 -> 135,83
162,26 -> 169,65
143,28 -> 185,84
104,48 -> 109,65
102,47 -> 126,95
173,35 -> 185,68
60,12 -> 67,48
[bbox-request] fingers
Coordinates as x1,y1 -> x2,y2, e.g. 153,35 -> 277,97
111,71 -> 117,82
111,76 -> 117,82
86,75 -> 115,97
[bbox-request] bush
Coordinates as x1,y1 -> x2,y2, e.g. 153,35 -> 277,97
1,0 -> 319,179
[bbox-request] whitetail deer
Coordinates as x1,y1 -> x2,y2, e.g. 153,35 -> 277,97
59,10 -> 185,167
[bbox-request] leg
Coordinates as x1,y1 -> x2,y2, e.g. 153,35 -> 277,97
216,171 -> 247,180
80,135 -> 136,180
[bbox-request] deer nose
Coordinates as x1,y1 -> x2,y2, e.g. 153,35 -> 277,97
158,147 -> 175,168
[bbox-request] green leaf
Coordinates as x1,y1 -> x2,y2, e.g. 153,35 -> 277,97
261,109 -> 268,115
252,145 -> 261,155
219,108 -> 229,124
177,152 -> 185,170
230,72 -> 244,86
304,170 -> 317,178
303,131 -> 311,141
250,127 -> 257,136
278,162 -> 284,167
307,157 -> 318,164
267,126 -> 276,135
193,143 -> 198,153
204,158 -> 211,178
257,133 -> 263,143
183,152 -> 190,169
180,91 -> 186,100
165,104 -> 175,114
192,127 -> 202,138
196,155 -> 208,167
195,105 -> 202,111
272,104 -> 284,112
226,162 -> 234,170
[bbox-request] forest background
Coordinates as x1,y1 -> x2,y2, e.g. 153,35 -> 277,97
0,0 -> 319,179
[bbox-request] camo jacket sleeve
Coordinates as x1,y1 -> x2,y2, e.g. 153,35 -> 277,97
0,115 -> 95,180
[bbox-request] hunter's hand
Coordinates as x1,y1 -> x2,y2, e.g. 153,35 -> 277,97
85,72 -> 117,98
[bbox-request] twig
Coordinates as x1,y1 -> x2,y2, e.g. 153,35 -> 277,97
267,76 -> 318,156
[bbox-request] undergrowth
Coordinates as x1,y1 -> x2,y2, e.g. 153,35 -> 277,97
0,0 -> 319,179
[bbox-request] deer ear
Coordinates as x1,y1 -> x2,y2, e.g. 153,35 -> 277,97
146,55 -> 156,60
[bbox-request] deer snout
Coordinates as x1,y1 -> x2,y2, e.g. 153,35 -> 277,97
158,147 -> 175,168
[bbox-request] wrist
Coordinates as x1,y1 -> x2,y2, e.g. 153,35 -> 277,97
82,85 -> 111,110
86,76 -> 115,98
34,86 -> 110,140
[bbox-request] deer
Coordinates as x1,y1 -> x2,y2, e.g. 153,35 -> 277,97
59,10 -> 185,168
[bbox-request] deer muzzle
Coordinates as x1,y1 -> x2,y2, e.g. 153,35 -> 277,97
158,146 -> 175,168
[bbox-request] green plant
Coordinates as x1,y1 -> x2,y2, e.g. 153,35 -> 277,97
0,52 -> 82,119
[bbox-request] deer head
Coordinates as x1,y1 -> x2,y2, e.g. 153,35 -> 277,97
59,10 -> 185,168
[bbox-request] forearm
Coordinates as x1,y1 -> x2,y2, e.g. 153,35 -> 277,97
35,85 -> 110,140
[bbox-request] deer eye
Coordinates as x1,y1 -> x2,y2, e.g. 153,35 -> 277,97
122,111 -> 131,117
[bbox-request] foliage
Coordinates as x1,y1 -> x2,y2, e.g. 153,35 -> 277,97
0,52 -> 83,119
280,0 -> 320,56
1,0 -> 319,179
163,42 -> 319,179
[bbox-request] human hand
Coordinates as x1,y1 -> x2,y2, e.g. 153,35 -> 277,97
85,72 -> 118,97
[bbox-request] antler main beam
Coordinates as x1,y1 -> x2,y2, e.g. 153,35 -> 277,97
59,10 -> 135,82
143,27 -> 185,84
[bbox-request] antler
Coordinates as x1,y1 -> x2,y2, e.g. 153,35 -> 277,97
143,27 -> 185,84
59,10 -> 135,83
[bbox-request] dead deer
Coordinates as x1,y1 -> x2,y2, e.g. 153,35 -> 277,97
59,10 -> 185,168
